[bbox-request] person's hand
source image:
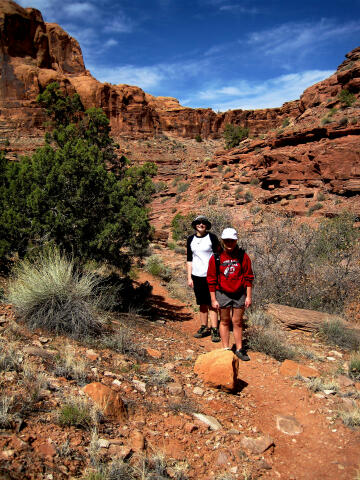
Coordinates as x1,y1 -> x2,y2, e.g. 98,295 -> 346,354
212,300 -> 220,310
188,278 -> 193,288
245,296 -> 252,308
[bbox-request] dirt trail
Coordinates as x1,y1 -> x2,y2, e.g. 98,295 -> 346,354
137,271 -> 360,480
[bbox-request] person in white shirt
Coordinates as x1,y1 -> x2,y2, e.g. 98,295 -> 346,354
187,215 -> 220,342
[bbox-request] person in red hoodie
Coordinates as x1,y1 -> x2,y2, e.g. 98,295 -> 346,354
207,227 -> 254,361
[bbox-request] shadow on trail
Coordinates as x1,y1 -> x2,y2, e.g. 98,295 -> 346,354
150,293 -> 193,322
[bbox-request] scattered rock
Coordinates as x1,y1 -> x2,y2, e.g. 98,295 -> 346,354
133,380 -> 147,393
167,383 -> 183,395
129,430 -> 145,452
98,439 -> 110,449
194,350 -> 239,391
86,349 -> 99,361
193,387 -> 204,395
241,434 -> 274,454
280,360 -> 320,378
108,445 -> 132,459
192,413 -> 222,431
83,382 -> 127,421
146,348 -> 162,358
275,415 -> 303,435
216,451 -> 229,465
337,375 -> 354,387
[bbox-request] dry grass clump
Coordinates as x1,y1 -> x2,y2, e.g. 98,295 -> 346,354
307,377 -> 339,393
94,328 -> 147,362
145,367 -> 173,386
53,345 -> 88,384
338,405 -> 360,428
318,319 -> 360,351
246,309 -> 296,362
20,361 -> 49,403
8,247 -> 104,338
0,340 -> 22,372
0,395 -> 16,429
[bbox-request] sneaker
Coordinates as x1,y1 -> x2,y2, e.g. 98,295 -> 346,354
194,325 -> 211,338
211,327 -> 221,343
235,348 -> 250,361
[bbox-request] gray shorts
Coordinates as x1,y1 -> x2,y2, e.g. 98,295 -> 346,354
216,289 -> 246,308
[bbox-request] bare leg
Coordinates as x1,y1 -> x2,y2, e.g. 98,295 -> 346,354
232,307 -> 245,350
219,308 -> 231,348
199,304 -> 209,327
209,306 -> 218,328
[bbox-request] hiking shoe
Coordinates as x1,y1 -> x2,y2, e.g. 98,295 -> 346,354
194,325 -> 211,338
235,348 -> 250,361
211,327 -> 221,343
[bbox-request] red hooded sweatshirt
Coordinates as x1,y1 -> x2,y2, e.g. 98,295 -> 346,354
207,248 -> 254,294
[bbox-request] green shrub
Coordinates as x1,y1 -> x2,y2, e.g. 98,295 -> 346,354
223,124 -> 249,149
250,177 -> 259,185
338,89 -> 356,107
282,118 -> 290,128
321,116 -> 331,125
307,203 -> 323,216
348,351 -> 360,381
339,116 -> 348,126
171,212 -> 195,241
222,184 -> 230,190
58,397 -> 101,429
244,191 -> 253,203
154,181 -> 167,193
224,166 -> 232,174
0,83 -> 156,270
328,107 -> 338,116
235,185 -> 243,194
8,247 -> 103,338
195,134 -> 202,142
208,195 -> 218,205
217,164 -> 224,173
145,255 -> 171,281
177,182 -> 189,193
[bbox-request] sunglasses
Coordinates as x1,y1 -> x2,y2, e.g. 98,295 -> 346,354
195,222 -> 207,226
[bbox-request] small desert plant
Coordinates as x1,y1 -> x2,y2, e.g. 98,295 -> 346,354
338,405 -> 360,428
208,195 -> 218,205
247,309 -> 273,328
339,116 -> 348,126
97,328 -> 146,361
171,212 -> 195,241
167,241 -> 176,250
282,118 -> 290,128
154,181 -> 167,193
307,203 -> 323,216
195,134 -> 202,142
222,184 -> 230,190
224,166 -> 232,174
244,191 -> 253,203
318,320 -> 360,351
8,247 -> 103,338
338,89 -> 356,107
177,182 -> 189,194
349,351 -> 360,381
146,367 -> 173,386
321,116 -> 331,126
145,255 -> 171,282
250,177 -> 259,186
169,397 -> 200,415
307,377 -> 339,393
58,396 -> 102,430
246,326 -> 296,362
317,192 -> 325,201
0,395 -> 16,429
0,341 -> 22,372
328,107 -> 338,116
235,185 -> 243,194
54,346 -> 88,383
21,362 -> 49,402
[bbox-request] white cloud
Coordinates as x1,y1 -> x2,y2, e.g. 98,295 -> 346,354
247,19 -> 360,58
104,16 -> 134,33
63,2 -> 97,17
181,69 -> 335,111
90,65 -> 164,89
104,38 -> 118,48
219,5 -> 260,13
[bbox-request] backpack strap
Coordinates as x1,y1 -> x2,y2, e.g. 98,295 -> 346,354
214,252 -> 220,281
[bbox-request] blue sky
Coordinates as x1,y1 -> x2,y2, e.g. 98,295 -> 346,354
18,0 -> 360,111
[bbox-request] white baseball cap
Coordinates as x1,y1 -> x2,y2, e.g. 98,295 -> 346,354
221,228 -> 238,240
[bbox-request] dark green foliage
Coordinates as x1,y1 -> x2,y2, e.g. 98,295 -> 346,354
1,83 -> 156,269
282,117 -> 290,128
223,123 -> 249,149
195,134 -> 202,142
171,212 -> 196,241
338,89 -> 356,107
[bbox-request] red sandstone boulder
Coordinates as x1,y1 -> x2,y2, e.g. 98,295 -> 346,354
83,382 -> 127,421
194,349 -> 239,391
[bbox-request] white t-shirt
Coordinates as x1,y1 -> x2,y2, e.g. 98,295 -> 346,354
190,234 -> 213,277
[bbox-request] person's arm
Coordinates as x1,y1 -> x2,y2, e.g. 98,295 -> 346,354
207,255 -> 219,309
187,262 -> 193,287
187,236 -> 194,287
243,253 -> 254,308
245,285 -> 252,308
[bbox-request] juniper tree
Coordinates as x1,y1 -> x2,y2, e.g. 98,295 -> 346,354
0,83 -> 156,270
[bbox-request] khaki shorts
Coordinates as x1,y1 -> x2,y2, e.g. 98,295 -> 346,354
216,289 -> 246,308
